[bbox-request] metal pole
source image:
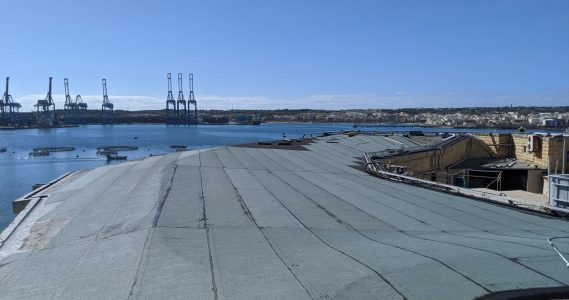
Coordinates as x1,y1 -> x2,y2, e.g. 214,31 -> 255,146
48,77 -> 52,103
548,156 -> 551,179
102,79 -> 107,99
563,138 -> 566,174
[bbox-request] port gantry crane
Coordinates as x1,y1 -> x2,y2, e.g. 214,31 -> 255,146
76,93 -> 88,124
0,77 -> 21,125
165,73 -> 176,124
176,73 -> 187,124
101,79 -> 114,124
63,78 -> 78,124
34,77 -> 56,126
188,73 -> 198,124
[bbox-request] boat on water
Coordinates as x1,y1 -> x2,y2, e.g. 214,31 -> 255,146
106,154 -> 127,161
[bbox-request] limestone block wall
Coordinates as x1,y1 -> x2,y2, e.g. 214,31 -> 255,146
512,134 -> 546,167
381,136 -> 497,180
547,137 -> 569,173
472,133 -> 512,158
378,133 -> 568,184
512,134 -> 568,173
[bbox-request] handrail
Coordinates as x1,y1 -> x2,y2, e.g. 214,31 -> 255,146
484,170 -> 502,190
363,152 -> 569,214
366,135 -> 466,160
547,237 -> 569,268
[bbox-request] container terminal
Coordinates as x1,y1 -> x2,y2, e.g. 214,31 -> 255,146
1,132 -> 568,299
2,74 -> 568,129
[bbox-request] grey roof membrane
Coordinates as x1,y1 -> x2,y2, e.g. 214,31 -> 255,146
0,134 -> 568,299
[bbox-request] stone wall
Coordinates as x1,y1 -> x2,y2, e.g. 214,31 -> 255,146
473,133 -> 512,158
378,133 -> 568,186
512,134 -> 569,173
381,136 -> 496,182
512,134 -> 546,167
547,136 -> 569,174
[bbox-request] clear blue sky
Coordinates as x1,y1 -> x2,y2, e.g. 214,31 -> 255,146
1,0 -> 568,110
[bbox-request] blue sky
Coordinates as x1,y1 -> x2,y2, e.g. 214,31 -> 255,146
1,0 -> 568,110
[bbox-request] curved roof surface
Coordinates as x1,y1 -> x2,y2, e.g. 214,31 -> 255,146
0,134 -> 568,299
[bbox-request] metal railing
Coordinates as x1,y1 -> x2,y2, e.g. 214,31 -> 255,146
547,236 -> 569,268
363,152 -> 569,215
366,134 -> 463,160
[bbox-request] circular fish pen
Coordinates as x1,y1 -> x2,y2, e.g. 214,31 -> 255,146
32,147 -> 75,152
29,146 -> 75,157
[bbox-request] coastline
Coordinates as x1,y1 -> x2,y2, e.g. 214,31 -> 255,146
1,121 -> 566,133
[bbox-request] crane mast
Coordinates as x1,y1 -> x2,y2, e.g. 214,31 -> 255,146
188,73 -> 198,124
2,77 -> 8,109
75,94 -> 87,124
165,73 -> 177,124
34,77 -> 56,126
63,78 -> 78,124
101,79 -> 114,124
177,73 -> 187,123
0,77 -> 21,124
102,79 -> 108,104
1,77 -> 8,119
64,79 -> 70,101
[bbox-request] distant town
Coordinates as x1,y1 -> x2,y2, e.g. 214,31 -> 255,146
2,106 -> 569,129
251,106 -> 569,128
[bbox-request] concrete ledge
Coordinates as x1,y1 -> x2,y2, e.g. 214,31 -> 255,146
12,198 -> 33,215
11,172 -> 73,214
1,172 -> 74,249
0,197 -> 43,249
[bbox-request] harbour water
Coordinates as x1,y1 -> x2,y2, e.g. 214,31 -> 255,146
0,123 -> 523,229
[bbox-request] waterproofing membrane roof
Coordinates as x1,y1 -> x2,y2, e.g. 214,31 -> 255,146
0,134 -> 568,299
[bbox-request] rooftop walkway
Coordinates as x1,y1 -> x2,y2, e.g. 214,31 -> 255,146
0,135 -> 568,299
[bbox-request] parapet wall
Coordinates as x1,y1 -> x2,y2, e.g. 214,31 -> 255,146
474,133 -> 568,173
380,136 -> 497,181
511,134 -> 568,172
547,137 -> 569,173
472,133 -> 512,158
512,134 -> 547,168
